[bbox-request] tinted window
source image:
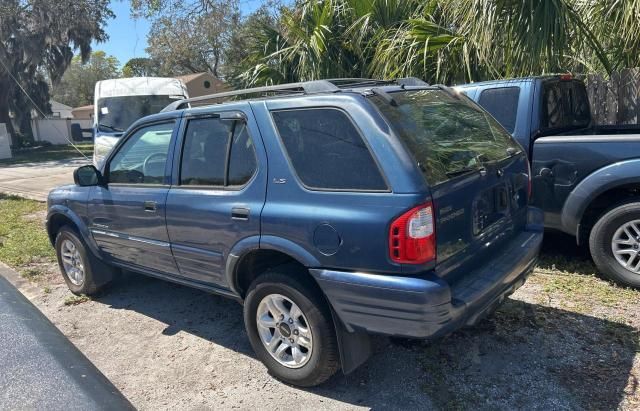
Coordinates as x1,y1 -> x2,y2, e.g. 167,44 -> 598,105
227,124 -> 257,186
478,87 -> 520,133
180,117 -> 257,187
372,90 -> 522,186
108,122 -> 174,184
180,118 -> 231,186
272,109 -> 386,191
541,80 -> 591,132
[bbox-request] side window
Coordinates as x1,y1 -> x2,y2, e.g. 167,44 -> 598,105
272,108 -> 387,191
108,122 -> 175,184
227,123 -> 257,186
180,118 -> 231,186
478,87 -> 520,133
180,116 -> 257,187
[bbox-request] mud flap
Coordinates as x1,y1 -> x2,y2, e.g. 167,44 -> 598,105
330,307 -> 372,374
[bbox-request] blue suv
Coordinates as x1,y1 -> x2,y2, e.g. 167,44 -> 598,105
47,78 -> 543,386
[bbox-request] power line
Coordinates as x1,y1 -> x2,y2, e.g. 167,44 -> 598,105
0,57 -> 90,160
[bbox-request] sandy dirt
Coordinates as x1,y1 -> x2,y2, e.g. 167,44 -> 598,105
15,234 -> 640,410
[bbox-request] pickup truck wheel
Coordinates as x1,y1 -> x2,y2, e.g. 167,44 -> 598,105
55,226 -> 117,295
590,202 -> 640,288
243,271 -> 339,387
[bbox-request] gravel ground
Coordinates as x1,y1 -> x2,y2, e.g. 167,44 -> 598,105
15,233 -> 636,410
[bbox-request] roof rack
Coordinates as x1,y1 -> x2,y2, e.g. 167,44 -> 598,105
161,77 -> 430,112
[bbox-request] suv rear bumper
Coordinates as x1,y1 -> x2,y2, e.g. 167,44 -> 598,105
310,207 -> 543,339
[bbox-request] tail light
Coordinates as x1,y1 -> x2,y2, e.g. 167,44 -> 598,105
559,73 -> 573,81
389,202 -> 436,264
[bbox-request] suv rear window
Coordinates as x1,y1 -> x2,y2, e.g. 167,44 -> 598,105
478,87 -> 520,133
372,89 -> 522,186
272,108 -> 387,191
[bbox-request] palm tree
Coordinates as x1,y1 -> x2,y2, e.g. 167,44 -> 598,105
578,0 -> 640,70
236,0 -> 624,87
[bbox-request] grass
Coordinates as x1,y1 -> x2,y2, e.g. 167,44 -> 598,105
0,143 -> 93,165
64,294 -> 91,306
533,251 -> 640,315
0,194 -> 54,278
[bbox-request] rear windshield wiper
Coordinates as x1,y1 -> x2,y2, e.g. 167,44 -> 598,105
98,123 -> 124,132
446,166 -> 485,178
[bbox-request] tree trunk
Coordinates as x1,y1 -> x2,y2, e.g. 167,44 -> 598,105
17,109 -> 34,145
0,79 -> 17,146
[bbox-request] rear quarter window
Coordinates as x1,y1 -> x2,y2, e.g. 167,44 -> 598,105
478,87 -> 520,133
271,108 -> 387,191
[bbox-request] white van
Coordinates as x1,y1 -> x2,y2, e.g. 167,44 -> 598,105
93,77 -> 188,166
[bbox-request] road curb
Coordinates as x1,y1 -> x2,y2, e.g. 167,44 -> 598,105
0,261 -> 43,301
0,186 -> 46,202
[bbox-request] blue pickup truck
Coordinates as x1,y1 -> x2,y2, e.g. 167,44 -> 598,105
47,78 -> 543,386
458,75 -> 640,288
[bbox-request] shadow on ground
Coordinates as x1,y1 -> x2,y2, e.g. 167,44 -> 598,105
92,253 -> 638,409
537,230 -> 596,275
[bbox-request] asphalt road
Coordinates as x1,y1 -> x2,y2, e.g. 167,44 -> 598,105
0,158 -> 85,201
0,267 -> 132,410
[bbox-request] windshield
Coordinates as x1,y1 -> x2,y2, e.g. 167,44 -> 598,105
97,95 -> 182,133
372,89 -> 522,186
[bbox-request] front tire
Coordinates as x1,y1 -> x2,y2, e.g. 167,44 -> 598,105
589,201 -> 640,288
55,226 -> 117,295
243,271 -> 339,387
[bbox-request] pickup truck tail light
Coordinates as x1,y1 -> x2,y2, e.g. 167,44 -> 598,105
389,202 -> 436,264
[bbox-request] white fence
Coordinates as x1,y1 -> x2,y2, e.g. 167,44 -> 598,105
31,118 -> 93,145
0,123 -> 11,159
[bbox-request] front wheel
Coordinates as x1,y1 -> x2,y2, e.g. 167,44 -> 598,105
55,226 -> 117,295
589,201 -> 640,288
243,271 -> 339,387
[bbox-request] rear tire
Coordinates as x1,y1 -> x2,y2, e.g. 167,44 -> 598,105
243,271 -> 339,387
589,201 -> 640,288
54,226 -> 118,295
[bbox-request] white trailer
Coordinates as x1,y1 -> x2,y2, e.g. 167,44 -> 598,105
93,77 -> 188,166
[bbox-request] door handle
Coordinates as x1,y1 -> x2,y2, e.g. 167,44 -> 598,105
144,201 -> 157,212
231,207 -> 250,220
538,167 -> 553,178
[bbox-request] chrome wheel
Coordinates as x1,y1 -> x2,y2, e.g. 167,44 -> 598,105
61,239 -> 85,286
256,293 -> 313,368
611,219 -> 640,274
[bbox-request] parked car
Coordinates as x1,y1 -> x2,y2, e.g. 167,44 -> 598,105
457,75 -> 640,288
47,78 -> 543,387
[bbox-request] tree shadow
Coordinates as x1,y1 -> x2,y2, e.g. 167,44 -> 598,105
93,272 -> 638,410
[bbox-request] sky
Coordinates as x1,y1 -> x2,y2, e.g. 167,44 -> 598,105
92,0 -> 266,67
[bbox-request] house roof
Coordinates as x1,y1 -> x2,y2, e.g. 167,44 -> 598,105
50,100 -> 73,111
72,104 -> 94,111
175,72 -> 219,84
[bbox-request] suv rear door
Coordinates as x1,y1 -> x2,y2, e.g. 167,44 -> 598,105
164,103 -> 267,288
371,89 -> 530,281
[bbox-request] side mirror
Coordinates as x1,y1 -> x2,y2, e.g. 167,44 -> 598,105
73,165 -> 103,187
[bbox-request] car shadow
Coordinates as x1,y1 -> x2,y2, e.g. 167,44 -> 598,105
94,269 -> 638,410
538,230 -> 597,275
